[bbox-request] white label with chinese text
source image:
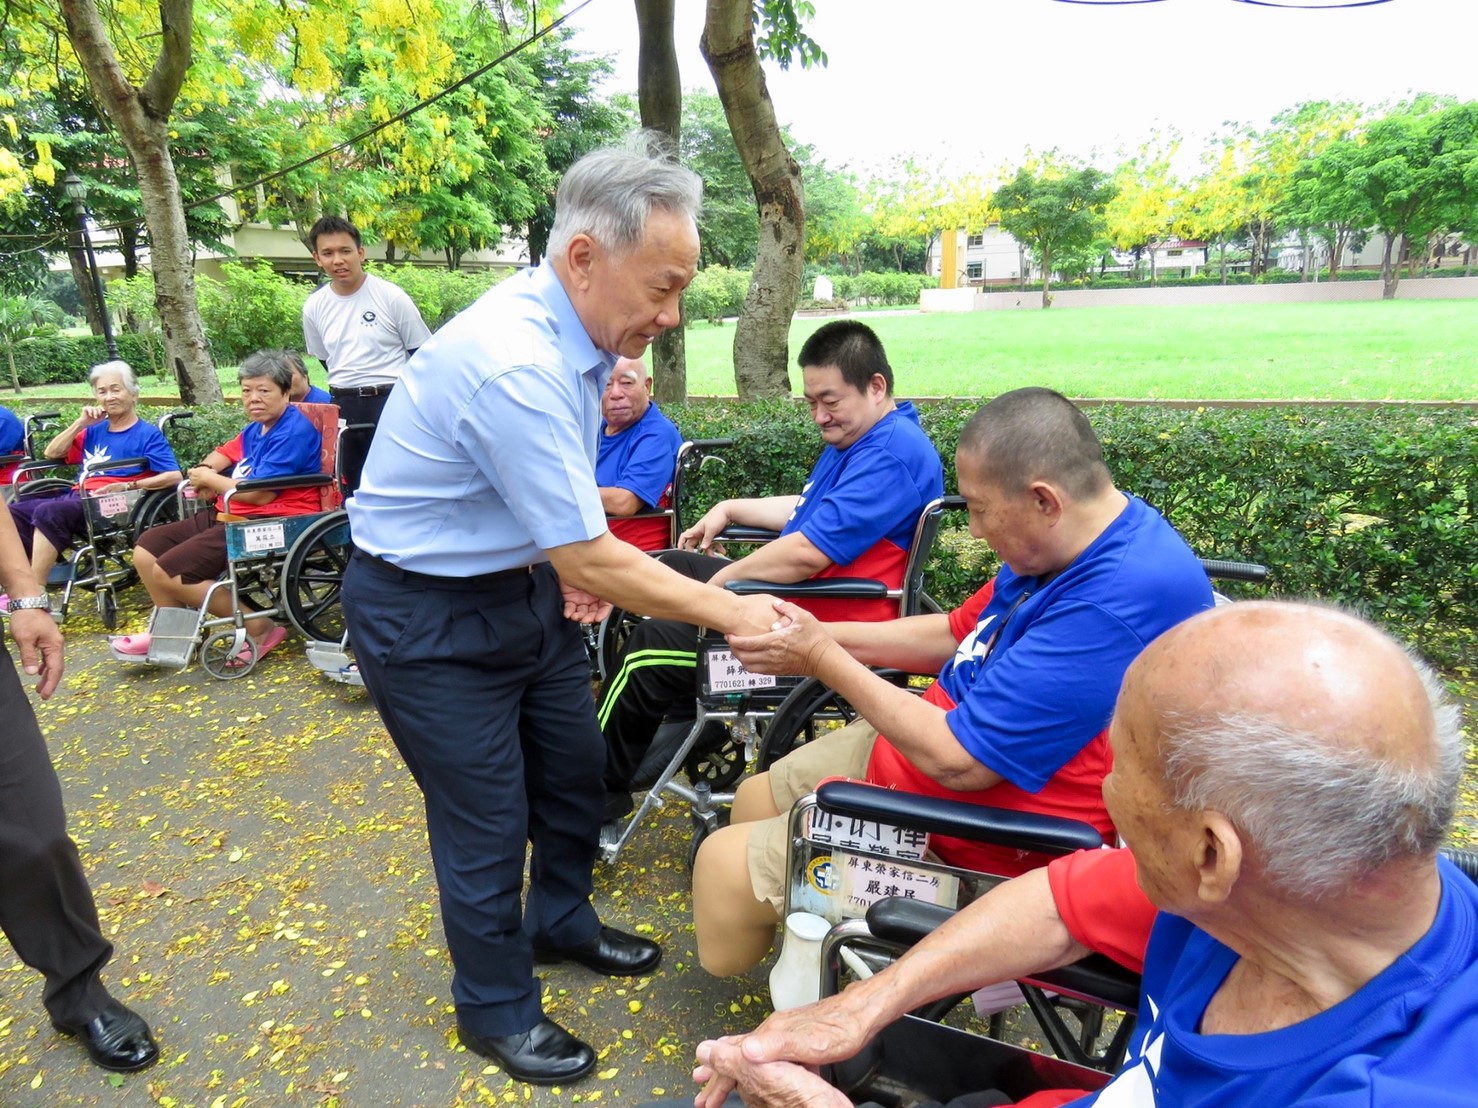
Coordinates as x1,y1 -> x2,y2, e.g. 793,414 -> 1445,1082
836,854 -> 959,917
242,521 -> 286,553
705,648 -> 776,691
804,807 -> 930,861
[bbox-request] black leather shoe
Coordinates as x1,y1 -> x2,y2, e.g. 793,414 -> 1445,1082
602,791 -> 634,823
457,1017 -> 596,1085
52,999 -> 159,1073
534,925 -> 662,976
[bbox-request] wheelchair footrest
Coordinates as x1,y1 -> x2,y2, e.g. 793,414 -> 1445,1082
306,641 -> 363,686
146,607 -> 202,668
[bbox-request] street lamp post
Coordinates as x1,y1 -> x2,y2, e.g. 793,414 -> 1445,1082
62,171 -> 120,361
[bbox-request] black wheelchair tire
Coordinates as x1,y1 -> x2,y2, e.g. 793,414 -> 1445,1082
130,488 -> 182,541
756,676 -> 863,770
280,510 -> 351,643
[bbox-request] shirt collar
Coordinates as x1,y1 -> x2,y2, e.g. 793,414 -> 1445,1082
531,261 -> 617,382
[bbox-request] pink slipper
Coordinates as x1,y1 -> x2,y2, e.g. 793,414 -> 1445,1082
110,633 -> 152,655
225,625 -> 289,670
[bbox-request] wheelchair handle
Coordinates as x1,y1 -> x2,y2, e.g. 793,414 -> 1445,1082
815,780 -> 1107,856
158,409 -> 195,428
686,437 -> 734,451
26,411 -> 62,425
1197,558 -> 1269,583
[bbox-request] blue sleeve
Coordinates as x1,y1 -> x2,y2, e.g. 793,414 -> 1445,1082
139,424 -> 180,473
611,422 -> 681,508
947,601 -> 1149,791
0,410 -> 23,454
454,367 -> 607,550
792,448 -> 925,566
245,413 -> 322,480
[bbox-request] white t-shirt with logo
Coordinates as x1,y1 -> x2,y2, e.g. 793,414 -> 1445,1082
301,272 -> 432,389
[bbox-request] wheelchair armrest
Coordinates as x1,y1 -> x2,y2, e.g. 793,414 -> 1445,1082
0,452 -> 23,467
717,525 -> 781,544
233,473 -> 333,493
864,897 -> 1141,1011
81,455 -> 149,478
12,459 -> 67,481
1198,557 -> 1268,584
816,780 -> 1107,856
723,577 -> 891,600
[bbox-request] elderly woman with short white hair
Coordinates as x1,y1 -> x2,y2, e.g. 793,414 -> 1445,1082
5,361 -> 181,605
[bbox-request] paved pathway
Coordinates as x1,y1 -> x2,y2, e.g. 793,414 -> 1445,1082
0,597 -> 769,1107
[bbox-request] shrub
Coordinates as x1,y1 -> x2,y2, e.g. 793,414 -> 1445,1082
376,265 -> 506,329
197,263 -> 313,362
662,398 -> 1476,669
685,266 -> 750,324
10,332 -> 154,386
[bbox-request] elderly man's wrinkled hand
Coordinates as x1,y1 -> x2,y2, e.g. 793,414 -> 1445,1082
693,1036 -> 852,1108
727,599 -> 830,677
678,506 -> 728,553
559,580 -> 612,624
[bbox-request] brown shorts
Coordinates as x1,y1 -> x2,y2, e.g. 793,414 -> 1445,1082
136,511 -> 228,585
746,719 -> 878,911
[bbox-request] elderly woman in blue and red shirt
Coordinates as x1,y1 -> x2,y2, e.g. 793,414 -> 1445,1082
113,351 -> 322,667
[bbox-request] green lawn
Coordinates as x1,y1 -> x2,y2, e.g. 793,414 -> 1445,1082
683,300 -> 1478,400
18,298 -> 1478,402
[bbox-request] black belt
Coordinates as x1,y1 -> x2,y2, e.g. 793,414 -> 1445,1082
331,384 -> 395,398
355,550 -> 537,590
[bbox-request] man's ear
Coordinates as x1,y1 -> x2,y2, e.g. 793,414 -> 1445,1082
564,234 -> 597,291
1028,480 -> 1066,523
1194,811 -> 1243,904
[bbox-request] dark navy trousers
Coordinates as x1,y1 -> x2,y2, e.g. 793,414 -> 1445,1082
342,551 -> 605,1038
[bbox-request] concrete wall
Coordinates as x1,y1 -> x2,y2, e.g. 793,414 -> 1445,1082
969,276 -> 1478,310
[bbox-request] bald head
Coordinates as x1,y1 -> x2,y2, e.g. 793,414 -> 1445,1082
602,358 -> 653,434
1123,601 -> 1460,897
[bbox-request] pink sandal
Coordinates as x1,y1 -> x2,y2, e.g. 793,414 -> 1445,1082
225,625 -> 289,670
110,633 -> 152,656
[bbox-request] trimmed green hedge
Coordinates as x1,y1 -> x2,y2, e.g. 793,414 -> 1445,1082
10,333 -> 155,386
9,399 -> 1469,669
666,399 -> 1476,669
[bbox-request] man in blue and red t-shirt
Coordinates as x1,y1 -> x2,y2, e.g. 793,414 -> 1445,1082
598,320 -> 945,819
597,358 -> 683,553
695,387 -> 1212,978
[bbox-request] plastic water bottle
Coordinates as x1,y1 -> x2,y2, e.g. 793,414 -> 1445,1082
182,485 -> 199,515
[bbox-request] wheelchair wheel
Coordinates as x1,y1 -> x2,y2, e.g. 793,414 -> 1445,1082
96,586 -> 118,631
130,488 -> 181,541
13,477 -> 73,502
683,722 -> 747,790
281,510 -> 351,642
594,605 -> 643,684
200,629 -> 253,679
757,676 -> 863,770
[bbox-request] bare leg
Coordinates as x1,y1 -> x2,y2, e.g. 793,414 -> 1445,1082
732,771 -> 782,823
28,534 -> 61,592
147,562 -> 275,640
692,822 -> 782,977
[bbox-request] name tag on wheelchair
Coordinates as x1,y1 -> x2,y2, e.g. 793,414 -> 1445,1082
704,647 -> 776,692
240,521 -> 287,553
806,808 -> 929,861
93,491 -> 131,518
836,854 -> 959,916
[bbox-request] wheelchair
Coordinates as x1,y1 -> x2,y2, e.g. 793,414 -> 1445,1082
7,410 -> 193,628
585,436 -> 734,682
111,403 -> 340,679
0,410 -> 65,502
813,794 -> 1478,1106
596,495 -> 961,866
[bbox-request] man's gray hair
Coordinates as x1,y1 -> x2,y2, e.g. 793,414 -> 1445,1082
238,349 -> 294,393
89,360 -> 139,397
1160,651 -> 1463,898
545,132 -> 702,262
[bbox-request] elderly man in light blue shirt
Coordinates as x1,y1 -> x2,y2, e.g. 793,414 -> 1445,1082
341,140 -> 782,1087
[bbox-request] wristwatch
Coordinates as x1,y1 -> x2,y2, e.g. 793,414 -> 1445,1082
7,595 -> 51,613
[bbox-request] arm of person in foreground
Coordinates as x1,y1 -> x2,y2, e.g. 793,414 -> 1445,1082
692,866 -> 1086,1108
729,599 -> 999,791
0,507 -> 63,698
547,531 -> 788,638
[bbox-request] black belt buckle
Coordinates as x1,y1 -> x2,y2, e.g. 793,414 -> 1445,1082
333,384 -> 392,398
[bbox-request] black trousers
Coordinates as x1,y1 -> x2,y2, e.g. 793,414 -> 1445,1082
342,551 -> 605,1038
329,387 -> 394,497
597,551 -> 725,794
0,646 -> 113,1026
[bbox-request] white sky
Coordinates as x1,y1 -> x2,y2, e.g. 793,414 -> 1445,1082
564,0 -> 1478,179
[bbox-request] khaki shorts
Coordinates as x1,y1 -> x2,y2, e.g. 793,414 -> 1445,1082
746,718 -> 878,911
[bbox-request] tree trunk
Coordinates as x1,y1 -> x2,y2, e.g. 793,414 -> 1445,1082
702,0 -> 801,399
1330,228 -> 1346,281
6,346 -> 20,393
1040,245 -> 1053,309
67,246 -> 104,337
58,0 -> 222,404
1218,241 -> 1228,284
1380,232 -> 1401,300
635,0 -> 688,402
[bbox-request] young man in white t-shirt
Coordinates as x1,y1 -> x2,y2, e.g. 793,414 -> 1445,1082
301,216 -> 432,484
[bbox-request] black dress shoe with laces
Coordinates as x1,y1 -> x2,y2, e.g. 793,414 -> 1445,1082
533,925 -> 662,976
52,999 -> 159,1073
457,1017 -> 596,1085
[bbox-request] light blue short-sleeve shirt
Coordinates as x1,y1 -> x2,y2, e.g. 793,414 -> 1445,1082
347,262 -> 615,576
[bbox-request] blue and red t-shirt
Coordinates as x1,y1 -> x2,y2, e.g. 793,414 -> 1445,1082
865,495 -> 1212,875
215,404 -> 323,518
65,418 -> 179,490
0,407 -> 25,486
598,402 -> 683,553
779,401 -> 943,622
